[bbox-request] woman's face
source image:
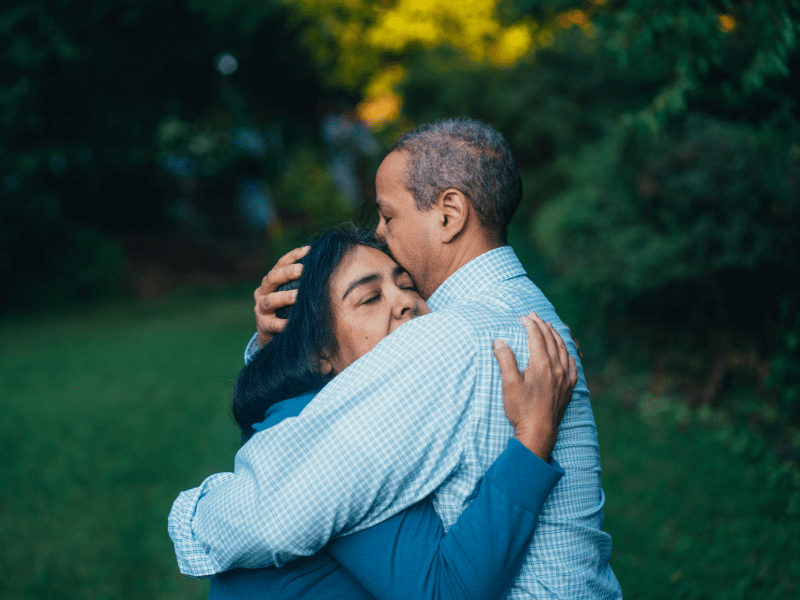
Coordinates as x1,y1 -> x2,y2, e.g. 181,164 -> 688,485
323,245 -> 430,374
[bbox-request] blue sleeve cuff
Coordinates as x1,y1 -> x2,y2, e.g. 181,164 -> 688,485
484,438 -> 565,514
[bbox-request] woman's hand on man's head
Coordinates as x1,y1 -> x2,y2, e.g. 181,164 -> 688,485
492,312 -> 578,462
254,245 -> 309,348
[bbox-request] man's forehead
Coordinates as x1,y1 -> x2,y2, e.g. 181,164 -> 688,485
377,150 -> 422,217
376,150 -> 408,185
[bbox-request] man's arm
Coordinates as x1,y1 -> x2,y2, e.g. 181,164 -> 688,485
170,312 -> 479,576
205,443 -> 564,600
327,440 -> 564,600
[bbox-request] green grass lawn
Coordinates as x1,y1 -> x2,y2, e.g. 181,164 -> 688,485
593,386 -> 800,599
1,290 -> 798,599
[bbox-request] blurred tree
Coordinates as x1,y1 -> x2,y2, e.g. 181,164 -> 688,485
524,1 -> 800,433
281,0 -> 561,128
0,0 -> 350,309
530,1 -> 800,337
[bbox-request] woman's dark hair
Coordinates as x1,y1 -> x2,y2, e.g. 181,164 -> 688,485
233,227 -> 389,441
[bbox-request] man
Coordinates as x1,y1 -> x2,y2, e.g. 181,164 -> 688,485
169,119 -> 621,598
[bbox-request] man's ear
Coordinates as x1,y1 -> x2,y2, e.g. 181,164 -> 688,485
437,188 -> 469,243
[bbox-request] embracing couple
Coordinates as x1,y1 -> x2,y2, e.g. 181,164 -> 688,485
169,119 -> 622,599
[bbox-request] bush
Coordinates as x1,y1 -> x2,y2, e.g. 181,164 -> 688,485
534,113 -> 800,337
767,293 -> 800,428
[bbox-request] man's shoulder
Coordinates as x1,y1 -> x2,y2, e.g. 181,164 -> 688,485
436,275 -> 553,330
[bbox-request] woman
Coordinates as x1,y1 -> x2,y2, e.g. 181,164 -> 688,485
209,228 -> 577,600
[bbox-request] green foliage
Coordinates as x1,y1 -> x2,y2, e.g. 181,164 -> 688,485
595,0 -> 800,131
1,0 -> 218,309
0,187 -> 123,310
534,114 -> 800,316
269,148 -> 355,257
767,293 -> 800,425
593,374 -> 800,598
0,0 -> 348,310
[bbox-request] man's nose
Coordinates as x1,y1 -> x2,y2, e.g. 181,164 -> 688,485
374,220 -> 387,241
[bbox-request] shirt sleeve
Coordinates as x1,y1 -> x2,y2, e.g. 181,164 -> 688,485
243,332 -> 259,365
169,473 -> 235,577
171,313 -> 480,576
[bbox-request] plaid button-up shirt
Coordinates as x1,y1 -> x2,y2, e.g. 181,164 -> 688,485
168,246 -> 621,599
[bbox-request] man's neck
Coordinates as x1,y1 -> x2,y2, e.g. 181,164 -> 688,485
422,236 -> 503,300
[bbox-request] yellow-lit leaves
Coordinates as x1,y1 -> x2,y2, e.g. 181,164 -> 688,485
718,14 -> 736,33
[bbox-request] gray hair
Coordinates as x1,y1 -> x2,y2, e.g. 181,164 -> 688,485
390,118 -> 522,242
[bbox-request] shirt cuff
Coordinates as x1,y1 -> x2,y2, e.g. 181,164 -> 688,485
168,472 -> 235,577
484,438 -> 565,514
244,332 -> 260,365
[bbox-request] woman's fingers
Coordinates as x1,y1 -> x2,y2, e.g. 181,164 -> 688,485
493,339 -> 522,388
546,321 -> 570,373
528,312 -> 559,367
566,325 -> 583,360
494,315 -> 580,440
500,314 -> 575,461
520,314 -> 547,374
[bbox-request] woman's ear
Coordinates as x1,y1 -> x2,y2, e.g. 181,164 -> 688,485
319,358 -> 334,375
437,189 -> 469,243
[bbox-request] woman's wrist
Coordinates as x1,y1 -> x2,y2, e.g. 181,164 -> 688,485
513,420 -> 557,462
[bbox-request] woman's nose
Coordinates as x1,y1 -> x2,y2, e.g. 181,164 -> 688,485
392,289 -> 416,319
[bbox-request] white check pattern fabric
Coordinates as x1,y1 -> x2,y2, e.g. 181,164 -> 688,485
169,246 -> 621,599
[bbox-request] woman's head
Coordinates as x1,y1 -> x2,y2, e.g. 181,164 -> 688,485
233,227 -> 428,438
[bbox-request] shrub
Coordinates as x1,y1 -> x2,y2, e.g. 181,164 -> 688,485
534,113 -> 800,341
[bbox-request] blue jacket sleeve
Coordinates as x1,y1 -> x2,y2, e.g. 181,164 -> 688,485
209,552 -> 374,600
326,438 -> 564,600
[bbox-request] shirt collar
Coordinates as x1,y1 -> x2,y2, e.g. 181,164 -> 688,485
426,246 -> 527,311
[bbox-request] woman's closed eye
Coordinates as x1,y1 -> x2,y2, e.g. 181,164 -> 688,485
362,293 -> 381,305
397,274 -> 417,293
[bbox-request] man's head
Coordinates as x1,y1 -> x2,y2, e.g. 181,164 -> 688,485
374,118 -> 522,299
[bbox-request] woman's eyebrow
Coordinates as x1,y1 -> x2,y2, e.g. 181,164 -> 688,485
342,273 -> 380,300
